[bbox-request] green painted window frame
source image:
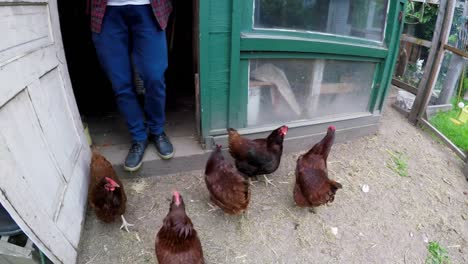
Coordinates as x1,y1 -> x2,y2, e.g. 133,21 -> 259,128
240,1 -> 392,50
227,0 -> 407,129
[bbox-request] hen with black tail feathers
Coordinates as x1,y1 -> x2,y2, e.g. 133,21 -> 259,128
227,125 -> 288,177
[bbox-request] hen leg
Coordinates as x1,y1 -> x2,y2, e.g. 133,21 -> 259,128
263,175 -> 275,187
120,215 -> 134,232
248,177 -> 258,186
207,202 -> 219,212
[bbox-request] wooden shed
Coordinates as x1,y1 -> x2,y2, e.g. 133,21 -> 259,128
0,0 -> 406,263
199,0 -> 406,148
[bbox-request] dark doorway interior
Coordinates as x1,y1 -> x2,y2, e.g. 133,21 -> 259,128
57,1 -> 197,146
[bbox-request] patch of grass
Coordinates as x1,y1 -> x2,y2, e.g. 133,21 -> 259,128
386,149 -> 408,177
426,241 -> 450,264
429,101 -> 468,152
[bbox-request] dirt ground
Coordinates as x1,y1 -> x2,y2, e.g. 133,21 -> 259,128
77,96 -> 468,264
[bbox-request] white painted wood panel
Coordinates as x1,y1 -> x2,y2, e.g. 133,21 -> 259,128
0,0 -> 91,262
0,90 -> 65,218
46,0 -> 90,149
56,147 -> 91,248
0,45 -> 58,107
1,1 -> 48,3
0,4 -> 52,63
0,133 -> 75,264
29,68 -> 81,180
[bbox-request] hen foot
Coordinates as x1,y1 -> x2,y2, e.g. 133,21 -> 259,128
263,175 -> 275,187
249,178 -> 258,186
120,215 -> 134,232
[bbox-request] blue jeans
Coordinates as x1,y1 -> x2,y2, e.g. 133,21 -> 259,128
92,5 -> 167,142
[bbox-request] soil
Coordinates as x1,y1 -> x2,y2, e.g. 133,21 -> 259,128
77,95 -> 468,264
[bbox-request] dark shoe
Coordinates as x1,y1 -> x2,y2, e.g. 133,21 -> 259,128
124,140 -> 148,172
150,132 -> 174,159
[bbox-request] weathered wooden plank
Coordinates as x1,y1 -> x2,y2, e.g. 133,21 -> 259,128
192,0 -> 199,73
391,78 -> 418,94
212,114 -> 380,151
0,1 -> 48,4
426,104 -> 452,118
0,240 -> 33,260
444,44 -> 468,58
415,0 -> 456,121
409,0 -> 448,123
0,45 -> 58,108
194,74 -> 201,140
0,129 -> 75,264
28,70 -> 81,181
56,146 -> 91,249
0,1 -> 90,263
0,4 -> 52,64
249,80 -> 273,88
213,112 -> 375,136
420,119 -> 467,161
401,34 -> 432,48
0,256 -> 35,264
0,91 -> 66,219
198,0 -> 210,138
43,0 -> 92,253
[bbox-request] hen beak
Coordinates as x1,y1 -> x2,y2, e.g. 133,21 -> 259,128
172,190 -> 181,206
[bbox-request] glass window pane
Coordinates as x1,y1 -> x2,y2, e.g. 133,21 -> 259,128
254,0 -> 388,41
393,41 -> 430,88
248,59 -> 377,127
447,3 -> 467,49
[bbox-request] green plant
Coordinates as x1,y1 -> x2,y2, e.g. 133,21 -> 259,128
448,6 -> 465,47
462,74 -> 468,97
405,2 -> 438,40
429,99 -> 468,152
386,149 -> 409,177
425,241 -> 450,264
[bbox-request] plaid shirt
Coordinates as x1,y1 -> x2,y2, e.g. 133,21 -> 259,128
89,0 -> 173,33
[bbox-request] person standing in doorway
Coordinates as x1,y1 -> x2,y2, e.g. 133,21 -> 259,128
89,0 -> 174,171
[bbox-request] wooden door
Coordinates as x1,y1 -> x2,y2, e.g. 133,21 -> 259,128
0,0 -> 91,263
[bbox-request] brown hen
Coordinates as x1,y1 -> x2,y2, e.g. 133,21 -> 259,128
294,126 -> 342,209
205,145 -> 250,214
88,149 -> 133,232
155,191 -> 204,264
227,125 -> 288,185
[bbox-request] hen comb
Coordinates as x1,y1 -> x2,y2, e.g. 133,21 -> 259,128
172,190 -> 181,206
105,177 -> 120,187
328,125 -> 336,131
279,125 -> 289,135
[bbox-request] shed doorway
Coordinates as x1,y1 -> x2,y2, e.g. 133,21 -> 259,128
57,1 -> 200,154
